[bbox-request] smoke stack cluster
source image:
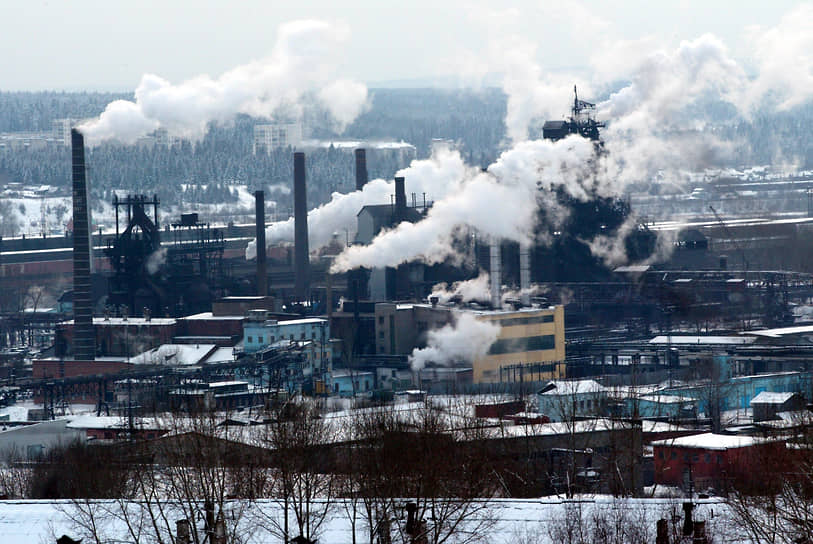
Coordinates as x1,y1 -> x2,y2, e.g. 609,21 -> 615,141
255,190 -> 267,296
293,152 -> 310,300
354,148 -> 368,191
70,129 -> 95,361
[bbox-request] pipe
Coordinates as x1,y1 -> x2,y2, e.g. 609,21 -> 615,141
293,152 -> 310,300
520,244 -> 530,306
71,129 -> 95,360
490,241 -> 501,309
354,148 -> 368,191
255,190 -> 267,296
394,176 -> 406,222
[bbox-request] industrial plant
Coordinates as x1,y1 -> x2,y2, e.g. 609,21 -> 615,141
1,5 -> 813,542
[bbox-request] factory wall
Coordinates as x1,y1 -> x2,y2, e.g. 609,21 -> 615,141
472,306 -> 566,384
374,303 -> 454,356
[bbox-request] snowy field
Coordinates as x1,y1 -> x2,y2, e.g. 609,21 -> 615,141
0,497 -> 743,544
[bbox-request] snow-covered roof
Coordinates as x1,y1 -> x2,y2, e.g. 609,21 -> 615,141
651,432 -> 772,450
539,379 -> 607,395
744,324 -> 813,338
750,391 -> 796,405
638,394 -> 697,404
181,312 -> 245,321
67,415 -> 164,431
649,335 -> 755,345
61,317 -> 177,326
130,344 -> 217,366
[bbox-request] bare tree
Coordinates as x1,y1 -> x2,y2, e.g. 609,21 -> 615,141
254,398 -> 338,544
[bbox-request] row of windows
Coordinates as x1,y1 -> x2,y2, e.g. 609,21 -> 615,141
248,330 -> 322,344
496,314 -> 555,327
488,335 -> 556,355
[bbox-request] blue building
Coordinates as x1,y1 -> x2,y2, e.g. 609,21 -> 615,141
243,312 -> 329,354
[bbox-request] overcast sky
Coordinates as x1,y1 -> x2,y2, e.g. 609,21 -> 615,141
0,0 -> 806,91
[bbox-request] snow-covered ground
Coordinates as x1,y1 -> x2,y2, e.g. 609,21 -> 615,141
0,496 -> 738,544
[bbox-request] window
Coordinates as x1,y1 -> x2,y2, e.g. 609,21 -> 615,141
258,336 -> 263,344
671,451 -> 677,460
247,336 -> 253,343
487,335 -> 555,355
658,450 -> 664,459
704,454 -> 711,464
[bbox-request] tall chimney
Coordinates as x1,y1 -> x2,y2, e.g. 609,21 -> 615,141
520,244 -> 531,306
394,176 -> 407,222
71,129 -> 95,360
293,152 -> 310,300
490,241 -> 501,309
255,190 -> 267,296
354,148 -> 368,191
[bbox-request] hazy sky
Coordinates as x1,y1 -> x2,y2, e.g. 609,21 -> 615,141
0,0 -> 806,91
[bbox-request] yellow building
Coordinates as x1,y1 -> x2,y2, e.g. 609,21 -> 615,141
470,306 -> 565,384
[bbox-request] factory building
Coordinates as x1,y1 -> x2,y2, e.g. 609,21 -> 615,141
469,306 -> 565,384
242,311 -> 330,353
374,302 -> 453,355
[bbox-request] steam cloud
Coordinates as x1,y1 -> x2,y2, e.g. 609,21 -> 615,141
79,20 -> 368,144
145,247 -> 167,275
429,272 -> 491,305
409,312 -> 501,371
330,5 -> 813,273
246,146 -> 470,259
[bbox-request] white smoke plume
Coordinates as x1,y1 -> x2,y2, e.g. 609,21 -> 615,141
429,272 -> 491,305
333,5 -> 813,273
409,312 -> 501,372
331,135 -> 596,272
79,20 -> 368,144
145,247 -> 167,275
245,146 -> 471,259
742,3 -> 813,112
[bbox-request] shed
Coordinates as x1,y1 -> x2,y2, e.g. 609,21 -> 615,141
750,391 -> 805,422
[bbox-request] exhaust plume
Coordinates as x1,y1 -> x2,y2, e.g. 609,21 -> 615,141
331,136 -> 596,272
246,146 -> 469,259
79,20 -> 368,144
409,312 -> 501,371
429,272 -> 491,305
335,7 -> 813,273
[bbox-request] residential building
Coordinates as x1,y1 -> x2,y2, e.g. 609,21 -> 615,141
253,123 -> 303,154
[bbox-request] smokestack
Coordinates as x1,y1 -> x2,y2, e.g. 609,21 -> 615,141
520,244 -> 530,306
70,129 -> 95,361
490,241 -> 501,309
354,148 -> 368,191
293,152 -> 310,299
394,176 -> 407,222
255,190 -> 267,296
